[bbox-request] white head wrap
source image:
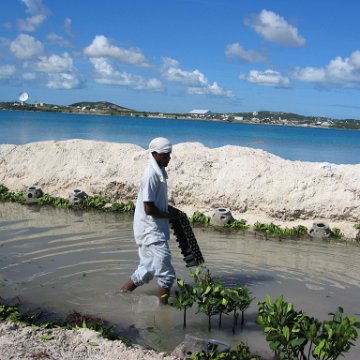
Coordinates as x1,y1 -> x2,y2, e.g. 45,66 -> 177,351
148,137 -> 172,154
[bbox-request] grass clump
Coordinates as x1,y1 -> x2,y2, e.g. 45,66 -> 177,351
0,300 -> 132,345
190,211 -> 211,226
330,227 -> 344,239
225,219 -> 249,230
253,221 -> 308,238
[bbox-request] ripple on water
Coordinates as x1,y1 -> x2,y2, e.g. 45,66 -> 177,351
1,202 -> 360,358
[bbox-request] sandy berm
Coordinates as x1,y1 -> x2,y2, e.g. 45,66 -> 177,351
0,139 -> 359,238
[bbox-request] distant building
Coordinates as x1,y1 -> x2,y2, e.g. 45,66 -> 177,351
190,109 -> 212,115
189,109 -> 212,117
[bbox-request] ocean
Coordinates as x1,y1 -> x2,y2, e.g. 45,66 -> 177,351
1,110 -> 359,164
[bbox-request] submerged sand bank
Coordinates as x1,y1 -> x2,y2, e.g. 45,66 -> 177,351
0,139 -> 359,238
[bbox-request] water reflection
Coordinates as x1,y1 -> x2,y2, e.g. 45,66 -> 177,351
1,202 -> 360,358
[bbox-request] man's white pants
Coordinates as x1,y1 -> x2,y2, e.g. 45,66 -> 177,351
131,241 -> 176,289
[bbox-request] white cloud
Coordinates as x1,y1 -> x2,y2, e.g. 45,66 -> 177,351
46,72 -> 81,89
147,78 -> 163,90
0,64 -> 16,79
161,57 -> 208,86
89,57 -> 163,91
188,82 -> 235,98
90,57 -> 113,77
84,35 -> 151,67
293,50 -> 360,88
161,57 -> 234,98
22,72 -> 36,80
225,43 -> 265,63
17,0 -> 49,31
245,9 -> 305,47
64,18 -> 74,37
10,34 -> 43,59
292,67 -> 325,83
24,51 -> 81,89
47,33 -> 73,48
241,69 -> 291,88
27,52 -> 73,73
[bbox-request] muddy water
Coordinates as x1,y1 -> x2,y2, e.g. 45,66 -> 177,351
1,202 -> 360,358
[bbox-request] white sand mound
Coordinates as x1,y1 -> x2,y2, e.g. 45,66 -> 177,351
0,320 -> 178,360
1,140 -> 359,238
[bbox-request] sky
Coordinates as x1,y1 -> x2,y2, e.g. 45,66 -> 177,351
1,0 -> 360,119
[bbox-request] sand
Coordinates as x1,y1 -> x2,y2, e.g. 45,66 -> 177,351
1,139 -> 359,239
1,139 -> 360,358
0,320 -> 179,360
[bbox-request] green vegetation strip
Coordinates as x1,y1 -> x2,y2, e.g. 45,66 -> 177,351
169,265 -> 360,359
0,301 -> 131,345
0,184 -> 134,213
169,266 -> 253,332
258,295 -> 360,360
189,210 -> 352,240
1,262 -> 359,358
1,184 -> 359,240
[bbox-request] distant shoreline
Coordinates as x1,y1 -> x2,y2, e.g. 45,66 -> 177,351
1,103 -> 360,130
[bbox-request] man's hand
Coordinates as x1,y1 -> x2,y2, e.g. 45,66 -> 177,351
144,202 -> 173,219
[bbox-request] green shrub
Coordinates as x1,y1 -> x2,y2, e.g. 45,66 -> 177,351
83,195 -> 111,209
225,219 -> 249,230
254,222 -> 308,238
190,342 -> 260,359
169,266 -> 253,332
0,184 -> 9,195
108,201 -> 135,213
257,295 -> 360,359
331,227 -> 344,239
35,193 -> 56,206
0,303 -> 21,322
190,211 -> 211,226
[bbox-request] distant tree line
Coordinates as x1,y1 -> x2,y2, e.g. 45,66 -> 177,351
1,102 -> 359,130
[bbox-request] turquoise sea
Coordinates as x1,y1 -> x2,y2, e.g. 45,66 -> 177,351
0,110 -> 359,164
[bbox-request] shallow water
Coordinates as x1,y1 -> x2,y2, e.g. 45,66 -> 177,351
1,202 -> 360,358
1,110 -> 360,164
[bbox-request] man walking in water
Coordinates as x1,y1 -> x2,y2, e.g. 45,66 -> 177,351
120,137 -> 177,304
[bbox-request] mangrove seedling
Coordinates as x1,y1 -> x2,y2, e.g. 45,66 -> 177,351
190,341 -> 261,360
254,221 -> 308,239
0,186 -> 28,204
225,219 -> 249,230
190,211 -> 211,226
330,227 -> 344,240
195,281 -> 225,331
257,295 -> 360,360
82,195 -> 111,209
313,307 -> 360,359
171,266 -> 254,332
258,295 -> 309,359
225,286 -> 253,331
109,201 -> 135,213
189,266 -> 223,331
168,279 -> 195,328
